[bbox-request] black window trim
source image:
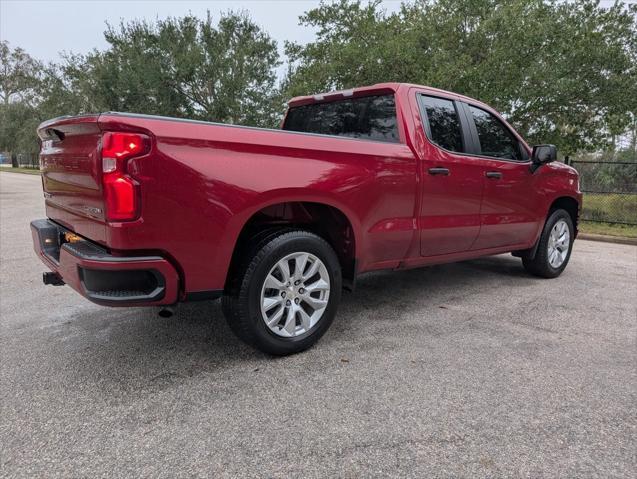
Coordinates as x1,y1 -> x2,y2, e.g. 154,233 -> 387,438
416,93 -> 472,155
282,93 -> 402,144
460,102 -> 530,163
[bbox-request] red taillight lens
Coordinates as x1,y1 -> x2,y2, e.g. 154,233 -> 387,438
103,175 -> 136,221
102,132 -> 146,161
101,132 -> 149,222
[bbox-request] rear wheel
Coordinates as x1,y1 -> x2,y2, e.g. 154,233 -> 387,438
222,230 -> 342,355
523,209 -> 574,278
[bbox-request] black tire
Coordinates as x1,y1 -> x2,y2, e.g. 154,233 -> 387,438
222,230 -> 342,355
523,208 -> 574,278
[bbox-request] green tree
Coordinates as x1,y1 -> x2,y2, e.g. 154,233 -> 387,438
1,11 -> 284,159
0,41 -> 44,162
0,41 -> 41,107
66,11 -> 282,127
0,42 -> 88,157
284,0 -> 637,154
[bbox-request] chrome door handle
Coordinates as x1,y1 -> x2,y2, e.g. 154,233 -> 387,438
485,171 -> 503,179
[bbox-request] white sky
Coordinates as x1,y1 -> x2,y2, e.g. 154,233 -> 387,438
0,0 -> 625,73
0,0 -> 403,75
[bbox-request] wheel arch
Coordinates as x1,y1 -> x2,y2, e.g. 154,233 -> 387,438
549,195 -> 580,237
514,195 -> 580,261
224,197 -> 360,292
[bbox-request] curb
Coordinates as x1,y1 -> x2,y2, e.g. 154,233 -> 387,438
578,233 -> 637,246
0,169 -> 41,175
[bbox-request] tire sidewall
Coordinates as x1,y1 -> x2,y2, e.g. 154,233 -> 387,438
244,233 -> 342,354
539,209 -> 574,277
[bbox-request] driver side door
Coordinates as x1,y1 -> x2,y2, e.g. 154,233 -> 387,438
460,103 -> 541,249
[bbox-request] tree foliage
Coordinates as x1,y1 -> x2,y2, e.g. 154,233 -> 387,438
0,41 -> 42,107
65,12 -> 281,126
0,11 -> 282,156
284,0 -> 637,154
1,2 -> 636,159
0,41 -> 44,157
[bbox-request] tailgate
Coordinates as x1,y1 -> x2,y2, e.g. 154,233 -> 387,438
37,115 -> 107,243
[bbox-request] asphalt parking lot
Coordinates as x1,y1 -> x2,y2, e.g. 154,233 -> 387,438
1,171 -> 636,478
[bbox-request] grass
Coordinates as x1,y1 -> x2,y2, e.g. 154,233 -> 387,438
580,193 -> 637,238
582,193 -> 637,224
0,167 -> 40,175
579,221 -> 637,238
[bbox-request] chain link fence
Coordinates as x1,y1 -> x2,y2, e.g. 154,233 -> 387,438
567,135 -> 637,225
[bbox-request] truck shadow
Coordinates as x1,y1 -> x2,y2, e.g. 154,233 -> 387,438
57,254 -> 535,390
341,255 -> 531,310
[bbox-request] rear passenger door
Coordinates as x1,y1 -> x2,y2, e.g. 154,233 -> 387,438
460,104 -> 540,249
415,94 -> 485,256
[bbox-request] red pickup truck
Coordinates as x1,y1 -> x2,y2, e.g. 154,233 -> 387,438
32,83 -> 581,355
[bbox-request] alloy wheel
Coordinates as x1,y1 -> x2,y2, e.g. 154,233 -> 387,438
547,219 -> 570,268
259,252 -> 331,337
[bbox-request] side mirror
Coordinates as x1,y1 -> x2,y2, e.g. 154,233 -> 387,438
531,144 -> 557,172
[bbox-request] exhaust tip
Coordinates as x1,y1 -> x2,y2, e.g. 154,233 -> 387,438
43,272 -> 65,286
158,307 -> 175,318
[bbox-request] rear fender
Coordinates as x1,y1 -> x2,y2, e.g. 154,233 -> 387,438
220,189 -> 362,277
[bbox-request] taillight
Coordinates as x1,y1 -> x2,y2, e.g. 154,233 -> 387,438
101,132 -> 149,221
103,175 -> 137,221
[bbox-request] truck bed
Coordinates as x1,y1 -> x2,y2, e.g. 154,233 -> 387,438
37,110 -> 417,296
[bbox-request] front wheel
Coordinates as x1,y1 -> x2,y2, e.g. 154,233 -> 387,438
222,230 -> 342,355
523,209 -> 574,278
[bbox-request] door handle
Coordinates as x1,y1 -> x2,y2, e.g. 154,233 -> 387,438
428,167 -> 450,176
485,171 -> 503,179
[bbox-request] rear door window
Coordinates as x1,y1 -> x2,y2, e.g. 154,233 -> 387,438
283,94 -> 399,143
419,95 -> 464,153
468,105 -> 522,161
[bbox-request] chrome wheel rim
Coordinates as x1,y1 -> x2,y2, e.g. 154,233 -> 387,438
547,219 -> 570,268
260,252 -> 330,338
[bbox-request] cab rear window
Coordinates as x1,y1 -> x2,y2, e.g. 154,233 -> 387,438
283,94 -> 399,143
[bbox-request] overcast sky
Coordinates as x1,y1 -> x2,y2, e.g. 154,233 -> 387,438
0,0 -> 625,71
0,0 -> 403,73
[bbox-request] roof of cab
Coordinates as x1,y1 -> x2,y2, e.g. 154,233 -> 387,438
286,82 -> 479,108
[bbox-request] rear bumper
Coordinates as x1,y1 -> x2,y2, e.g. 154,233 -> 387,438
31,219 -> 179,306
